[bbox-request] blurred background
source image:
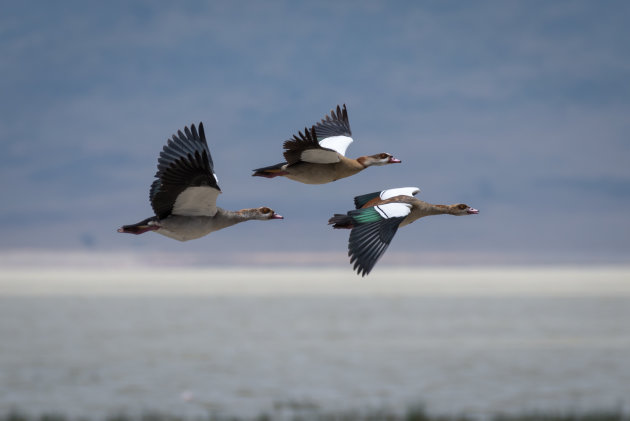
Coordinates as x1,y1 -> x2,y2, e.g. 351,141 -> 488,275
1,2 -> 630,419
1,0 -> 629,265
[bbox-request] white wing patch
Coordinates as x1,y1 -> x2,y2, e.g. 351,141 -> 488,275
301,148 -> 341,164
172,186 -> 220,216
374,203 -> 412,219
319,135 -> 353,157
380,187 -> 420,200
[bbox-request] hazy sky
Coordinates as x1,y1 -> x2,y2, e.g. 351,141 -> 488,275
1,1 -> 629,264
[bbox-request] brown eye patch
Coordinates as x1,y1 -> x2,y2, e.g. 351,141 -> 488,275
458,204 -> 468,210
379,153 -> 389,159
261,207 -> 271,214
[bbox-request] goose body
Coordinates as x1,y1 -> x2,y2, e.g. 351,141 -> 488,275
252,105 -> 401,184
118,123 -> 282,241
329,187 -> 479,276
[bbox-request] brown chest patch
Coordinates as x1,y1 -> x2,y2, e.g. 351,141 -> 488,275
361,197 -> 384,208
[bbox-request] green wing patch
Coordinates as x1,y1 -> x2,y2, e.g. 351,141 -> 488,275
348,207 -> 383,224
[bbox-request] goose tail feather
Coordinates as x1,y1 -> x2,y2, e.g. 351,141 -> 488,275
117,217 -> 159,235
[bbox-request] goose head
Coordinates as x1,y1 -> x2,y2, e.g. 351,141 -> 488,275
359,153 -> 402,167
451,204 -> 479,216
242,206 -> 284,220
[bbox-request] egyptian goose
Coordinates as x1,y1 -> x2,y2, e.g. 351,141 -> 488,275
329,187 -> 479,276
252,105 -> 401,184
118,123 -> 283,241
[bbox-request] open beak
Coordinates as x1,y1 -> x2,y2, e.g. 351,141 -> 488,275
388,157 -> 402,164
467,208 -> 479,215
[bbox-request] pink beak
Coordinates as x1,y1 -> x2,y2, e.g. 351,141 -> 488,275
272,213 -> 284,219
467,208 -> 479,214
389,157 -> 402,163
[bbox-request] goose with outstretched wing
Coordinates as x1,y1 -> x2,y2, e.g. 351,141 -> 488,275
329,187 -> 478,276
253,105 -> 401,184
118,122 -> 283,241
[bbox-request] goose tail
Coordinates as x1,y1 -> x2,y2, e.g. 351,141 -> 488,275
328,214 -> 354,229
117,217 -> 159,235
252,162 -> 288,178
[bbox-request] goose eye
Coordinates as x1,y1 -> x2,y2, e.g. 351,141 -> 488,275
379,153 -> 389,159
261,207 -> 271,214
458,204 -> 467,210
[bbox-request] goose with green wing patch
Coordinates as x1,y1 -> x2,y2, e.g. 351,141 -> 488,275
329,187 -> 479,276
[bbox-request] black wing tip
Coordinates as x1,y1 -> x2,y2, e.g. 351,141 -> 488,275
283,126 -> 316,145
330,104 -> 348,121
350,256 -> 372,277
301,126 -> 316,139
349,252 -> 377,277
324,104 -> 347,121
338,103 -> 347,116
341,104 -> 349,124
187,122 -> 204,141
172,122 -> 204,142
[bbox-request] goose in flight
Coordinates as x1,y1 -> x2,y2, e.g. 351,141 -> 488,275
252,105 -> 401,184
329,187 -> 478,276
118,122 -> 283,241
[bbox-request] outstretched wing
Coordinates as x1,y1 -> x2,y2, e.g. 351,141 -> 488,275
150,122 -> 221,219
282,105 -> 354,165
313,104 -> 353,156
344,203 -> 411,276
282,126 -> 341,165
353,187 -> 420,209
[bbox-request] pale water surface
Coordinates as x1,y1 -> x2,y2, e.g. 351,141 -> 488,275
1,266 -> 629,418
